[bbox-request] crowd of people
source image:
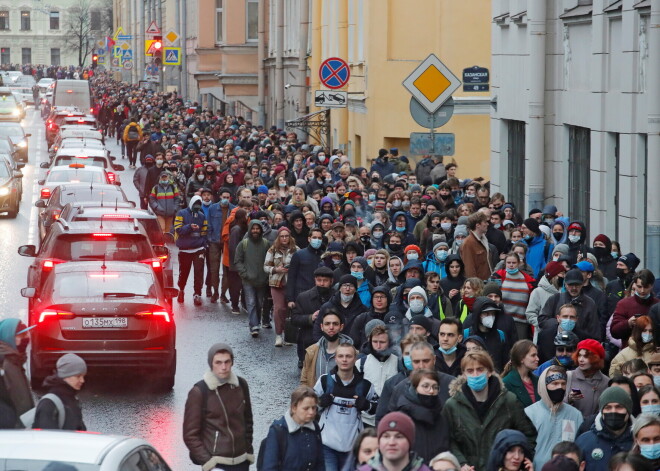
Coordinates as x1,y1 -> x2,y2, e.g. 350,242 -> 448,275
2,70 -> 660,471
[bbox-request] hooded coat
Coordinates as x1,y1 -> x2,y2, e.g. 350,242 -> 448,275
288,211 -> 310,249
575,414 -> 634,471
333,241 -> 364,284
462,297 -> 513,372
33,375 -> 86,431
440,254 -> 466,313
391,211 -> 417,245
441,374 -> 537,471
312,291 -> 368,342
525,275 -> 559,334
234,220 -> 271,287
0,318 -> 33,428
485,429 -> 534,471
566,221 -> 589,265
174,195 -> 208,251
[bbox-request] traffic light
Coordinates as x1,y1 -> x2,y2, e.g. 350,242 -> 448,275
92,54 -> 98,69
153,35 -> 162,65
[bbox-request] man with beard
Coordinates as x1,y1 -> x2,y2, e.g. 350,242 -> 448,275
605,253 -> 640,316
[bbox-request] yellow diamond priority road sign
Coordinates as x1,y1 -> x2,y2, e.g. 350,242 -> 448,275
403,54 -> 461,113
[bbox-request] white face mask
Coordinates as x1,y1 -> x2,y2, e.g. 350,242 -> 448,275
568,234 -> 580,244
409,299 -> 425,313
441,222 -> 452,231
481,315 -> 495,329
406,252 -> 419,260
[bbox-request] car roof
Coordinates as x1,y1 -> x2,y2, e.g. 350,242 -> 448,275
0,430 -> 144,464
49,164 -> 104,173
55,147 -> 108,158
59,129 -> 103,138
72,206 -> 156,219
55,260 -> 155,275
0,122 -> 22,128
52,219 -> 146,235
58,183 -> 121,192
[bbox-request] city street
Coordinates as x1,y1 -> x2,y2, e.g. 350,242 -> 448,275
6,108 -> 300,469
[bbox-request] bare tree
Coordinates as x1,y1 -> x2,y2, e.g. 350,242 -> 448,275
63,0 -> 113,67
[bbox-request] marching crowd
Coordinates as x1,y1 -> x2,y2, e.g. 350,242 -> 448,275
1,71 -> 660,471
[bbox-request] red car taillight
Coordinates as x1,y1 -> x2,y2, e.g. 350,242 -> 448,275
39,309 -> 74,323
136,310 -> 171,322
40,188 -> 51,199
52,210 -> 60,220
107,172 -> 115,183
42,258 -> 65,271
140,258 -> 162,269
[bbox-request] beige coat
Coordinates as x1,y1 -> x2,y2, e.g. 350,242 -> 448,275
609,339 -> 656,377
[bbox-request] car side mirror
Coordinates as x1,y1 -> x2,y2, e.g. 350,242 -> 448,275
114,181 -> 121,186
25,133 -> 31,138
40,162 -> 49,169
110,156 -> 116,161
152,245 -> 169,259
113,164 -> 125,171
164,287 -> 179,299
128,200 -> 136,208
13,171 -> 22,178
18,245 -> 36,257
17,162 -> 25,169
34,199 -> 46,208
20,287 -> 36,298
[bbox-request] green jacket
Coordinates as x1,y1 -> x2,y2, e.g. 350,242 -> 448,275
502,369 -> 540,408
234,236 -> 270,287
441,374 -> 537,470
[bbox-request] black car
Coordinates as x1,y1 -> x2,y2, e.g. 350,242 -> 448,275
22,260 -> 177,390
0,144 -> 25,200
0,157 -> 22,218
35,182 -> 131,241
0,122 -> 30,161
18,219 -> 166,304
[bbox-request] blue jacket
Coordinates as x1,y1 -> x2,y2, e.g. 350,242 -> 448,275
286,245 -> 324,302
261,415 -> 324,471
575,417 -> 633,471
207,202 -> 235,243
370,158 -> 394,177
423,252 -> 447,278
525,234 -> 551,279
356,280 -> 372,308
174,196 -> 208,251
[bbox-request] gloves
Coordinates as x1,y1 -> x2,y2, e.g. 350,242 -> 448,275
354,396 -> 370,412
319,393 -> 333,408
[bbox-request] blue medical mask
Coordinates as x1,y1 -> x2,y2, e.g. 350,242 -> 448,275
640,443 -> 660,460
351,271 -> 364,280
635,290 -> 652,300
506,268 -> 519,275
641,404 -> 660,416
403,355 -> 413,371
372,231 -> 383,239
439,345 -> 457,355
611,251 -> 619,259
440,222 -> 452,232
436,250 -> 448,261
406,252 -> 419,260
309,238 -> 322,249
557,355 -> 572,366
560,319 -> 576,332
467,373 -> 488,392
655,375 -> 660,388
395,225 -> 406,233
642,332 -> 654,344
369,194 -> 376,201
220,198 -> 229,206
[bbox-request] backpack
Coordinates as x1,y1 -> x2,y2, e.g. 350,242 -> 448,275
20,393 -> 65,429
127,124 -> 139,140
256,420 -> 321,471
464,328 -> 505,344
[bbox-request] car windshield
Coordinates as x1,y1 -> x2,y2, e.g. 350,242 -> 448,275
50,234 -> 153,261
5,460 -> 99,471
75,217 -> 165,245
55,156 -> 106,168
50,270 -> 157,301
0,163 -> 10,178
47,169 -> 104,183
60,189 -> 125,204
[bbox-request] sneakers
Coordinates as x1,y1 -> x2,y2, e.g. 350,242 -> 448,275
231,307 -> 240,315
177,292 -> 184,303
193,295 -> 202,306
250,327 -> 260,338
262,322 -> 272,329
274,335 -> 283,347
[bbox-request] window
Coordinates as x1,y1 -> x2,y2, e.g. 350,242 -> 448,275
215,0 -> 223,42
90,10 -> 101,30
507,120 -> 526,211
21,48 -> 31,64
0,11 -> 9,30
568,125 -> 591,227
1,48 -> 9,65
51,48 -> 60,66
50,11 -> 59,30
246,0 -> 258,41
20,11 -> 30,30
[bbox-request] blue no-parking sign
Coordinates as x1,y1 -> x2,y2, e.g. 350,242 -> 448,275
319,57 -> 350,89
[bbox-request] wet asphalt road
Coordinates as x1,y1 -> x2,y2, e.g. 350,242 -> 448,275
4,109 -> 301,469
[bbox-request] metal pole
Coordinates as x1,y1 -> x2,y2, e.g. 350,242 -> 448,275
297,0 -> 310,115
181,0 -> 188,99
275,0 -> 285,129
174,0 -> 181,93
157,0 -> 163,91
257,0 -> 266,126
139,0 -> 145,87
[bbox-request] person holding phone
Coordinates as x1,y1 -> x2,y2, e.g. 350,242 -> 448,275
565,339 -> 610,418
485,429 -> 535,471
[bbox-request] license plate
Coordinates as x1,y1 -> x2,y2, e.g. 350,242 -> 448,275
82,317 -> 128,328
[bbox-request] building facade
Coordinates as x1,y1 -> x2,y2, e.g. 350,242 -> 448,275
0,0 -> 111,67
307,0 -> 492,175
490,0 -> 660,272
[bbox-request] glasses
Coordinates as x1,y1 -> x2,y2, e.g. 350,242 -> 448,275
373,295 -> 387,300
556,347 -> 575,354
341,283 -> 355,289
418,383 -> 439,392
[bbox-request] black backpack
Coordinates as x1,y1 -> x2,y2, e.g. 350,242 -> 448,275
256,420 -> 321,471
127,124 -> 139,140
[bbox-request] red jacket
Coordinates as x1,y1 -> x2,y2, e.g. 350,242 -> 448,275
610,294 -> 660,347
494,269 -> 536,292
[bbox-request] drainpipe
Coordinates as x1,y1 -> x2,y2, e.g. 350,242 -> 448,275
139,0 -> 145,86
297,0 -> 310,115
525,0 -> 546,214
181,0 -> 188,99
257,0 -> 266,126
646,0 -> 660,273
275,0 -> 285,129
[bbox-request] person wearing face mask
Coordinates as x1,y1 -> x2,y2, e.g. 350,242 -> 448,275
350,257 -> 373,308
611,270 -> 659,348
149,171 -> 182,233
434,318 -> 466,377
521,217 -> 552,279
391,212 -> 416,246
535,331 -> 579,377
369,222 -> 386,250
404,286 -> 434,321
631,413 -> 660,469
174,195 -> 209,306
541,205 -> 559,228
206,188 -> 235,303
350,286 -> 395,350
287,228 -> 326,311
589,234 -> 617,281
442,352 -> 537,471
301,310 -> 353,387
423,241 -> 450,280
138,133 -> 166,167
122,118 -> 143,169
609,316 -> 657,377
524,367 -> 584,469
537,304 -> 580,364
565,339 -> 609,418
526,262 -> 567,343
462,297 -> 511,372
0,319 -> 34,428
403,245 -> 422,265
575,386 -> 634,471
565,221 -> 589,265
494,253 -> 536,341
389,369 -> 450,463
312,275 -> 368,343
605,252 -> 640,316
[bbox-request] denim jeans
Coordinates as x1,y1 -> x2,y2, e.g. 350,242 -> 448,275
323,445 -> 348,471
243,283 -> 266,329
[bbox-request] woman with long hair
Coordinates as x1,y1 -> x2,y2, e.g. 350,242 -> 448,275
502,340 -> 540,407
610,315 -> 657,377
224,208 -> 248,314
264,227 -> 299,347
565,339 -> 609,418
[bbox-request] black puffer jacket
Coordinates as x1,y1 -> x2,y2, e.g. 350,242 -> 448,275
33,376 -> 86,431
390,384 -> 450,463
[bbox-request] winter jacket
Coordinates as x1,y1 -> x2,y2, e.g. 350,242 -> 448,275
610,294 -> 660,347
33,375 -> 85,431
501,369 -> 539,408
292,286 -> 334,356
566,221 -> 589,265
370,158 -> 395,177
608,339 -> 656,377
390,384 -> 450,463
564,368 -> 609,418
485,429 -> 535,471
539,292 -> 602,341
312,292 -> 368,342
234,224 -> 271,287
459,231 -> 492,280
525,275 -> 559,333
264,245 -> 298,288
149,180 -> 182,217
525,234 -> 551,279
122,121 -> 142,142
207,202 -> 234,244
441,374 -> 537,470
174,196 -> 208,251
358,452 -> 431,471
375,371 -> 409,425
581,284 -> 609,337
605,276 -> 632,316
300,334 -> 354,388
575,416 -> 634,471
350,309 -> 393,349
183,371 -> 254,469
422,252 -> 447,279
0,319 -> 33,428
356,349 -> 400,426
133,165 -> 150,198
286,245 -> 324,302
260,413 -> 324,471
435,343 -> 466,377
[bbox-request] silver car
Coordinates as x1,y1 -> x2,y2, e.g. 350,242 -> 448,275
0,430 -> 172,470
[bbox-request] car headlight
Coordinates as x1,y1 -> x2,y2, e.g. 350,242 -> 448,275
0,187 -> 10,196
12,109 -> 19,116
17,141 -> 26,148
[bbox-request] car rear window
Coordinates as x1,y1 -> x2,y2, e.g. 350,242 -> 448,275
60,189 -> 125,205
73,217 -> 164,245
47,169 -> 104,183
51,234 -> 153,261
5,460 -> 99,470
51,270 -> 157,301
55,156 -> 107,168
